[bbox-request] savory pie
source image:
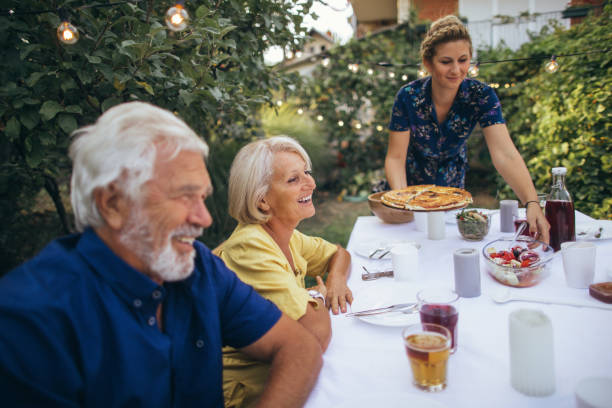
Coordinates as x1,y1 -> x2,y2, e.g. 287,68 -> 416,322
381,185 -> 472,211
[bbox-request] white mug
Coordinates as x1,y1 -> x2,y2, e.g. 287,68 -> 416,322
391,243 -> 419,282
561,242 -> 596,289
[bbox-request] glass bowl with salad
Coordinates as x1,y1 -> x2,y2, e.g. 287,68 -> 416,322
482,237 -> 555,287
456,209 -> 491,241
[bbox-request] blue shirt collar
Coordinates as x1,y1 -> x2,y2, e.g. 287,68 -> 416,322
76,228 -> 164,305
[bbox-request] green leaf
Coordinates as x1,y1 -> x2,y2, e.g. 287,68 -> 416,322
136,81 -> 155,95
196,5 -> 210,18
39,101 -> 63,121
19,110 -> 40,130
86,55 -> 102,64
5,117 -> 21,140
101,97 -> 122,112
57,114 -> 78,135
25,72 -> 46,88
65,105 -> 83,114
219,25 -> 238,38
179,89 -> 196,106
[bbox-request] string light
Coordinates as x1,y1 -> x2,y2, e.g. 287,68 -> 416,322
468,62 -> 480,77
276,100 -> 283,107
56,9 -> 78,45
417,66 -> 427,78
545,55 -> 559,73
367,68 -> 374,75
355,122 -> 362,129
376,125 -> 384,132
388,72 -> 395,79
338,120 -> 344,127
401,74 -> 408,81
165,1 -> 189,32
316,115 -> 323,121
297,108 -> 304,115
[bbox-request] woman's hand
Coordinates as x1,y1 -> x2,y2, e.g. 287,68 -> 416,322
526,202 -> 550,244
324,275 -> 353,315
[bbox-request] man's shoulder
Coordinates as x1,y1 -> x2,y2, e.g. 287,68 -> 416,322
1,234 -> 88,299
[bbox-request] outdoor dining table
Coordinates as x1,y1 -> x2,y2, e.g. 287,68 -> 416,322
304,211 -> 612,408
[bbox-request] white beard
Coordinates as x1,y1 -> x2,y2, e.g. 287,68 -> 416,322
119,209 -> 203,282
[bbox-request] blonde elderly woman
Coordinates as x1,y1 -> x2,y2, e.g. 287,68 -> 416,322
386,15 -> 549,242
214,136 -> 352,407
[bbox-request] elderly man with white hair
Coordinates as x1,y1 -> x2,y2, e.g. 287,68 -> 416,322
0,102 -> 323,407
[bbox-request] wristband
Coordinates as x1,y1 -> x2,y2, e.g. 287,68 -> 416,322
525,200 -> 540,209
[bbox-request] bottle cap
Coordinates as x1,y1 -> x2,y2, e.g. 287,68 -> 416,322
551,167 -> 567,175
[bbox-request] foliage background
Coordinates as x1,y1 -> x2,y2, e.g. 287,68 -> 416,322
477,5 -> 611,219
0,0 -> 314,273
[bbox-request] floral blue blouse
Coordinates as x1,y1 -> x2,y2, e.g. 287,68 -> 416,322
388,77 -> 505,188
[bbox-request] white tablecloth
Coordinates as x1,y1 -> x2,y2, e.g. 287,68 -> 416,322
305,212 -> 612,408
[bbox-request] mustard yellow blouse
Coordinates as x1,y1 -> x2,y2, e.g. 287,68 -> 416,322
214,223 -> 337,407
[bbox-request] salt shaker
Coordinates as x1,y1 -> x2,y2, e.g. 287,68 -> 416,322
509,309 -> 555,396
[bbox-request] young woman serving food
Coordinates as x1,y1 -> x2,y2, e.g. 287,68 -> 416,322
385,15 -> 549,242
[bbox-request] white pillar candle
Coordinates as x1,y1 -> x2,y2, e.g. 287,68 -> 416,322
509,309 -> 555,396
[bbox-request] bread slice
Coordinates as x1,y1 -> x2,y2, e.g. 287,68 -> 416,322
589,282 -> 612,304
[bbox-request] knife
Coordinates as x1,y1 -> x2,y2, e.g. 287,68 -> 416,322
346,302 -> 417,317
361,270 -> 394,280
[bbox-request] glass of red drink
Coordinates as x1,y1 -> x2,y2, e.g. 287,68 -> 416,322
417,288 -> 459,353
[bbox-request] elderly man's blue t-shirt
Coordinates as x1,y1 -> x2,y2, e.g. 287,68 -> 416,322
388,77 -> 505,187
0,228 -> 281,407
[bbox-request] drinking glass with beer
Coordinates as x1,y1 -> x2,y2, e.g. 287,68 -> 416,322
402,323 -> 451,392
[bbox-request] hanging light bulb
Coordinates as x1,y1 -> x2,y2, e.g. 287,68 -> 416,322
545,55 -> 559,73
165,1 -> 189,32
297,108 -> 304,115
417,66 -> 427,78
401,74 -> 408,81
322,57 -> 330,67
367,68 -> 374,75
468,62 -> 480,77
388,72 -> 395,79
57,9 -> 79,45
355,122 -> 362,130
276,100 -> 283,107
316,115 -> 323,121
338,120 -> 344,127
376,125 -> 383,132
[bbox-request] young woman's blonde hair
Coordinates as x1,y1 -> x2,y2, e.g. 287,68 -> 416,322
420,15 -> 473,62
228,136 -> 312,225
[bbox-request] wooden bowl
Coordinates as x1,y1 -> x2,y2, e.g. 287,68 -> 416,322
368,191 -> 414,224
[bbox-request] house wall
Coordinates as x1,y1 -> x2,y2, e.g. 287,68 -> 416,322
413,0 -> 458,21
459,0 -> 570,51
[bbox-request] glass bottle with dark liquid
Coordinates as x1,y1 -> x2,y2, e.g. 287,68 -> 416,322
545,167 -> 575,251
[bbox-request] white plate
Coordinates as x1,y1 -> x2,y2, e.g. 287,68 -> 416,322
576,221 -> 612,240
336,391 -> 447,408
445,208 -> 497,224
350,283 -> 420,327
354,240 -> 421,260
